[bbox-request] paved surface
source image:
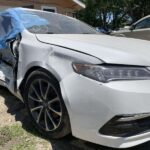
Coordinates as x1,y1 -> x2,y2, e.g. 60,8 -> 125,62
0,86 -> 150,150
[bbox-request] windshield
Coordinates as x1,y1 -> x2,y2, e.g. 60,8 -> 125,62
26,10 -> 98,34
0,8 -> 99,49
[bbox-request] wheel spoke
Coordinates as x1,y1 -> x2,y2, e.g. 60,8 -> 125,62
36,107 -> 44,123
48,106 -> 62,117
46,109 -> 57,129
31,85 -> 42,101
48,97 -> 59,104
29,95 -> 42,103
44,110 -> 50,131
44,83 -> 50,100
39,80 -> 45,99
31,105 -> 43,112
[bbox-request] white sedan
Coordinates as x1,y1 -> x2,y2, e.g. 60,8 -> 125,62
112,15 -> 150,41
0,8 -> 150,149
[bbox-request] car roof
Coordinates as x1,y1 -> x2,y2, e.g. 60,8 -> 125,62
133,15 -> 150,25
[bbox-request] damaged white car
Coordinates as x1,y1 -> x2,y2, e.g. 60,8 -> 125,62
1,8 -> 150,149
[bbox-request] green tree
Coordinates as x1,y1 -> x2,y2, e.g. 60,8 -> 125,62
77,0 -> 98,26
77,0 -> 150,29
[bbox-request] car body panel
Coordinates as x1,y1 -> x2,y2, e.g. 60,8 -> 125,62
61,73 -> 150,148
17,31 -> 102,89
36,34 -> 150,66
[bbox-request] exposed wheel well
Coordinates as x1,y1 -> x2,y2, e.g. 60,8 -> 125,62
19,66 -> 58,98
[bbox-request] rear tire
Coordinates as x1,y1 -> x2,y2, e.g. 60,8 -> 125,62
24,70 -> 71,139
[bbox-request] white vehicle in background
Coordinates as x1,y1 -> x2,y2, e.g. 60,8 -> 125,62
1,8 -> 150,149
112,15 -> 150,41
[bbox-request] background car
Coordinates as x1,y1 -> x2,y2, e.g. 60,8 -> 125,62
111,15 -> 150,41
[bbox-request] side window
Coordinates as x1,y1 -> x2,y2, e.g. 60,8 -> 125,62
0,16 -> 13,37
135,18 -> 150,29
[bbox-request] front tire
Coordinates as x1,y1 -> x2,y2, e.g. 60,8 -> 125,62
24,70 -> 70,139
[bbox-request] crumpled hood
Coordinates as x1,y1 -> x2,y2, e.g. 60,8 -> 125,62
36,34 -> 150,66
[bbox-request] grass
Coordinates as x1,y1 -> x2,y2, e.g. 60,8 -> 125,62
0,124 -> 36,150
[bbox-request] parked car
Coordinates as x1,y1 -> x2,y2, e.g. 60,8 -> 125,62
1,8 -> 150,149
111,15 -> 150,41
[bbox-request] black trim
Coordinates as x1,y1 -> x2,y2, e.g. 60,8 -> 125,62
100,114 -> 150,137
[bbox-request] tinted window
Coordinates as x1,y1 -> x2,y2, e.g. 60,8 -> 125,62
135,18 -> 150,29
26,11 -> 98,34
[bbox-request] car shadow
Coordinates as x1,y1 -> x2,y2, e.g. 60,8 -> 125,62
0,86 -> 150,150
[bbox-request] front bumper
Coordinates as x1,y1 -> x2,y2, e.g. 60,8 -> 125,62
60,73 -> 150,148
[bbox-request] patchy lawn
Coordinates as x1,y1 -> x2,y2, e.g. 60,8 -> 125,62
0,124 -> 50,150
0,87 -> 51,150
0,124 -> 34,150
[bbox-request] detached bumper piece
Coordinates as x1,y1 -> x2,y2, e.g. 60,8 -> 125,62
99,113 -> 150,137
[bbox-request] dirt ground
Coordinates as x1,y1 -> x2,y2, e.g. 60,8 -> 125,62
0,86 -> 150,150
